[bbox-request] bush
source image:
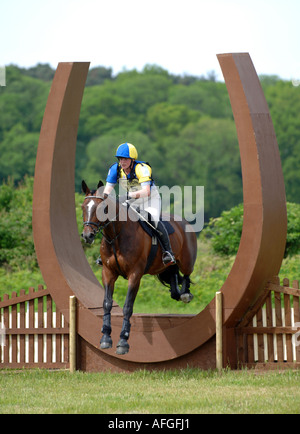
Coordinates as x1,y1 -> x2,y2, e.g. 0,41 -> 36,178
204,202 -> 300,257
203,204 -> 243,256
0,177 -> 37,270
285,202 -> 300,256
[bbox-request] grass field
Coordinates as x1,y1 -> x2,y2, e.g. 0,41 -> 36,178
1,368 -> 300,414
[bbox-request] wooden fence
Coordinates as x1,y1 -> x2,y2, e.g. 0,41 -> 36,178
0,286 -> 69,369
236,277 -> 300,368
1,278 -> 300,371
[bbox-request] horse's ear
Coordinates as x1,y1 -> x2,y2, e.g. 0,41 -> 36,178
82,180 -> 90,195
97,180 -> 105,196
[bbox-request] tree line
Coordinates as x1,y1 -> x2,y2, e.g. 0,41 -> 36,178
0,63 -> 299,220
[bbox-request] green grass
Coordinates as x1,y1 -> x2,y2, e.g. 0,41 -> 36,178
1,368 -> 300,414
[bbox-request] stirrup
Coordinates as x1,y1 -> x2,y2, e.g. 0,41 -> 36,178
162,251 -> 176,265
96,255 -> 103,266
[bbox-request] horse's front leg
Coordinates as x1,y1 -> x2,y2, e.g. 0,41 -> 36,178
116,274 -> 141,355
100,267 -> 117,350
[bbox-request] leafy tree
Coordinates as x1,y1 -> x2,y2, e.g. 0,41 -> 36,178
147,102 -> 199,140
168,81 -> 232,118
0,177 -> 36,270
0,124 -> 39,182
0,63 -> 300,224
264,80 -> 300,204
157,117 -> 242,219
86,66 -> 113,86
19,63 -> 55,82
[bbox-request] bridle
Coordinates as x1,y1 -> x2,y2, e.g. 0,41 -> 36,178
82,195 -> 104,234
82,194 -> 121,241
82,194 -> 124,276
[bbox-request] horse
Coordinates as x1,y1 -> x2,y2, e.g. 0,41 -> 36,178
81,180 -> 197,355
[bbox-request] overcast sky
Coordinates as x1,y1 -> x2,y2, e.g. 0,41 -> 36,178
1,0 -> 299,81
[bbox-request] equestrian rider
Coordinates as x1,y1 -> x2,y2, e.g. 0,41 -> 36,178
97,142 -> 176,266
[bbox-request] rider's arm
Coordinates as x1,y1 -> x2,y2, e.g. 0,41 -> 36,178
128,183 -> 150,199
103,182 -> 115,195
104,163 -> 118,195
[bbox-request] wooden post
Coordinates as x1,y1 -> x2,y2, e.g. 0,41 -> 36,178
69,296 -> 76,373
216,291 -> 223,371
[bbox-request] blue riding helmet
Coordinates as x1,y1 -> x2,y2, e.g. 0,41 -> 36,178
115,143 -> 138,160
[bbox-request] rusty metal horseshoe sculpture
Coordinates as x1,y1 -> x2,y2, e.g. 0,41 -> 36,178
32,54 -> 287,370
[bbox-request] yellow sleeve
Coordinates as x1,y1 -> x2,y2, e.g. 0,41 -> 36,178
135,163 -> 152,183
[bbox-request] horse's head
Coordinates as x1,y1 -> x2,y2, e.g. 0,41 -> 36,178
81,180 -> 106,244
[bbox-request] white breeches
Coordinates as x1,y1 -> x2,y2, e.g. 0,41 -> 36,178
130,186 -> 161,227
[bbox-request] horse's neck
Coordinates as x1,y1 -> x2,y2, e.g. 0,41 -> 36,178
102,200 -> 137,243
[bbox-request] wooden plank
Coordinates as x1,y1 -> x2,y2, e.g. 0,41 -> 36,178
0,287 -> 50,308
3,295 -> 9,364
0,362 -> 69,369
239,326 -> 300,335
46,295 -> 52,363
274,291 -> 284,362
38,296 -> 44,363
240,362 -> 300,370
268,283 -> 300,298
4,328 -> 69,335
256,308 -> 265,362
266,291 -> 275,362
56,309 -> 62,364
247,330 -> 255,363
236,330 -> 246,364
11,292 -> 17,364
19,290 -> 26,364
284,293 -> 293,362
28,288 -> 35,363
64,333 -> 69,363
293,280 -> 300,362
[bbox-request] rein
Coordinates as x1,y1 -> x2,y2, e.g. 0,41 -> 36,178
82,195 -> 125,277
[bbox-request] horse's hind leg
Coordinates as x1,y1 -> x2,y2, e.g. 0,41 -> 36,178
170,269 -> 180,301
179,275 -> 194,303
116,275 -> 141,355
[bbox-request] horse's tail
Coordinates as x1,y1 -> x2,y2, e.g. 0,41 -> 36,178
157,264 -> 183,288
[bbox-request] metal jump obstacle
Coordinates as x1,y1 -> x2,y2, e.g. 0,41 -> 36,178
32,53 -> 287,371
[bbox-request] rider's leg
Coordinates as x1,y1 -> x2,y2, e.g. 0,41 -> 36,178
144,189 -> 176,265
156,220 -> 176,265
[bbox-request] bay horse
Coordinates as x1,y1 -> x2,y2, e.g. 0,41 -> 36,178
81,180 -> 197,355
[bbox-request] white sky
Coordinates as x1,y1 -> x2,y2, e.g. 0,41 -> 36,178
1,0 -> 300,81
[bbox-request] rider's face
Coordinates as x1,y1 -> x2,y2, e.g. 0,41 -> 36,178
119,157 -> 132,172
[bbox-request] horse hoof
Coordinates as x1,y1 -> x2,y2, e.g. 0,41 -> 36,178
180,293 -> 194,303
100,342 -> 112,349
116,339 -> 129,355
100,335 -> 112,349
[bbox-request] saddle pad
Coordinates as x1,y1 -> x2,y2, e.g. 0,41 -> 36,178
139,219 -> 175,238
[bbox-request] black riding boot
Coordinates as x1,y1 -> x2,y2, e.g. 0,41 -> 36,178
156,221 -> 176,265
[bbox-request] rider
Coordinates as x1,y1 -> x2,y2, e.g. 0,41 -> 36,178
97,142 -> 176,266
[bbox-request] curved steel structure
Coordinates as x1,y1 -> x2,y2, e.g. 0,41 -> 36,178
32,54 -> 287,370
